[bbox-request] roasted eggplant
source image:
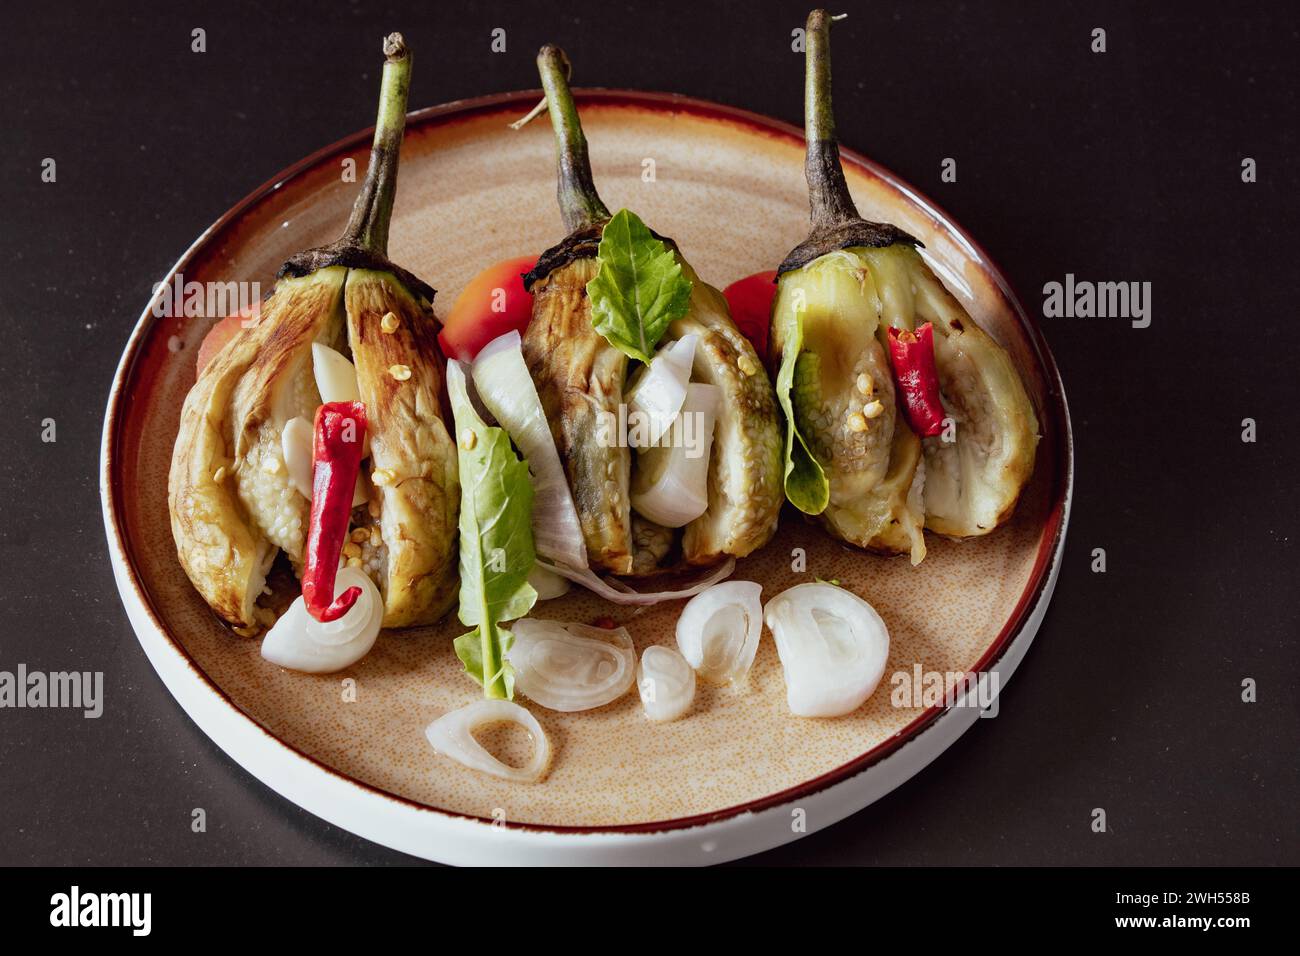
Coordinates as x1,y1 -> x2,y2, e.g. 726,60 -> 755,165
770,11 -> 1038,556
168,34 -> 458,632
518,45 -> 784,577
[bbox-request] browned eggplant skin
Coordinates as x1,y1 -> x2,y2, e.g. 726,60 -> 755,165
523,257 -> 635,575
168,308 -> 281,630
673,268 -> 784,565
347,270 -> 459,626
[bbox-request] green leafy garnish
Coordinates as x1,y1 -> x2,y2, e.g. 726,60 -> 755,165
446,363 -> 537,699
774,301 -> 830,515
586,208 -> 693,363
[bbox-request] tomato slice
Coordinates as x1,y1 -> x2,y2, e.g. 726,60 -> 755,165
722,270 -> 778,362
195,302 -> 261,376
438,255 -> 538,362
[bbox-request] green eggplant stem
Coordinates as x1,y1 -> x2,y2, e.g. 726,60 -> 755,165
804,10 -> 860,229
537,44 -> 611,233
342,32 -> 412,256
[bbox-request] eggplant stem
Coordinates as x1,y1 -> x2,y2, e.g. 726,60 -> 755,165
342,32 -> 412,256
804,10 -> 859,228
536,44 -> 610,233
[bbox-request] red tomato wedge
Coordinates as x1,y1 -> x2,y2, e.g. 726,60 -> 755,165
195,302 -> 261,376
722,270 -> 778,363
438,255 -> 538,362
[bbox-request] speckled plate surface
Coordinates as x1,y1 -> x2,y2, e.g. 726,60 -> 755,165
102,91 -> 1071,864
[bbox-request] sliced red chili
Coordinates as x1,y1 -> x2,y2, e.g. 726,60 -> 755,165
887,322 -> 946,438
302,401 -> 368,622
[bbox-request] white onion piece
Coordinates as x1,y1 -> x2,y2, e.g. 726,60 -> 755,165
281,415 -> 314,498
763,582 -> 890,718
282,414 -> 368,505
676,580 -> 763,687
638,645 -> 696,722
260,567 -> 382,673
625,334 -> 697,447
527,563 -> 571,600
425,699 -> 551,783
506,619 -> 635,712
472,331 -> 588,571
311,343 -> 370,461
535,555 -> 735,606
311,342 -> 361,403
630,383 -> 720,527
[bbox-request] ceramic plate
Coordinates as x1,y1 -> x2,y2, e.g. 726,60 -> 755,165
101,90 -> 1071,865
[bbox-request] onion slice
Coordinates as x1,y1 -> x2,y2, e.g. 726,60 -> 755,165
638,645 -> 696,722
311,342 -> 361,403
762,582 -> 890,718
527,563 -> 571,600
260,566 -> 382,673
506,619 -> 635,712
425,699 -> 551,783
472,331 -> 587,571
281,415 -> 314,498
535,556 -> 735,606
282,413 -> 367,506
626,334 -> 697,447
676,580 -> 763,687
311,343 -> 370,462
630,383 -> 721,528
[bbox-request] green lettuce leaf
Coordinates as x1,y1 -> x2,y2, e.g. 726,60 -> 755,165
774,303 -> 830,515
586,208 -> 693,363
446,362 -> 537,699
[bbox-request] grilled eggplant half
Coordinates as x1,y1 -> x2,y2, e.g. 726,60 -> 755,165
519,45 -> 782,578
168,34 -> 457,632
770,11 -> 1037,556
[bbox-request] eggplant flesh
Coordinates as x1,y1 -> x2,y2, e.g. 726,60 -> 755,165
228,268 -> 347,571
772,248 -> 926,562
776,243 -> 1037,545
774,10 -> 1037,549
896,247 -> 1039,536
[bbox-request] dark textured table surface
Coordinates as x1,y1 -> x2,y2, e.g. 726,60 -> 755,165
1,0 -> 1296,866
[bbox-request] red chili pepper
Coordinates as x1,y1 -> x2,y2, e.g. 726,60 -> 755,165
887,323 -> 946,438
302,401 -> 368,622
721,270 -> 778,361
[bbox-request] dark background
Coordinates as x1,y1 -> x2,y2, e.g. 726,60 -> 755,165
0,0 -> 1295,866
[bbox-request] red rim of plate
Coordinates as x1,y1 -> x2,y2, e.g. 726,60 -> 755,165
103,88 -> 1072,838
